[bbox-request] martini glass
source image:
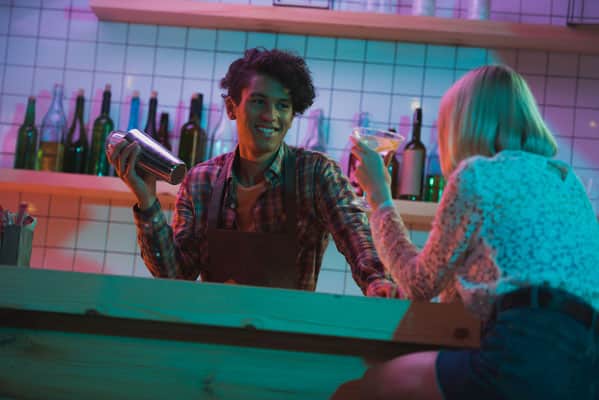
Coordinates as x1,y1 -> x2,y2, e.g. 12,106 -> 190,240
348,127 -> 404,204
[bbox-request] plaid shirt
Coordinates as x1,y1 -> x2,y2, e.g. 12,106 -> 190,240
134,143 -> 397,295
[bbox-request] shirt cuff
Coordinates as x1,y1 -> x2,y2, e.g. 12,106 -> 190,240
370,201 -> 399,231
376,199 -> 395,210
133,198 -> 167,234
366,278 -> 403,298
133,198 -> 161,221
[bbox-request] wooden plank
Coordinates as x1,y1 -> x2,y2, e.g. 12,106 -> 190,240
90,0 -> 599,54
0,267 -> 480,399
0,267 -> 479,347
0,328 -> 365,399
0,168 -> 178,204
0,307 -> 443,359
395,200 -> 438,230
0,168 -> 438,225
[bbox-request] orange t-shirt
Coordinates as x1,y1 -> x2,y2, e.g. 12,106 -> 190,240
235,181 -> 267,232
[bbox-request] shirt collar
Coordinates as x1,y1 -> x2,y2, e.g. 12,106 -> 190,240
228,143 -> 287,186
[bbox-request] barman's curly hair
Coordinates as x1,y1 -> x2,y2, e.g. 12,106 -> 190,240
220,48 -> 315,116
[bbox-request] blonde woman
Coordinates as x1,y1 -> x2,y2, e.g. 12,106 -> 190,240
336,65 -> 599,399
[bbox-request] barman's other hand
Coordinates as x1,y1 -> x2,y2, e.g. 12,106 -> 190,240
330,378 -> 363,400
107,137 -> 157,210
366,279 -> 403,299
349,136 -> 393,211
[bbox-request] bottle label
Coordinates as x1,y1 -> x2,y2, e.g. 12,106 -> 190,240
399,150 -> 425,197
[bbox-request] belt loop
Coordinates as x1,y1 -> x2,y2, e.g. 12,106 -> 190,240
530,286 -> 539,308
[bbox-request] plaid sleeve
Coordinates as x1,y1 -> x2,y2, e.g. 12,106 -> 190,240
314,156 -> 391,294
133,174 -> 206,280
133,198 -> 178,278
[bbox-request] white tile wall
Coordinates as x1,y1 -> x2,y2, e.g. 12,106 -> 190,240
7,36 -> 36,65
1,0 -> 598,296
580,55 -> 599,79
73,249 -> 104,273
306,36 -> 335,59
104,252 -> 135,276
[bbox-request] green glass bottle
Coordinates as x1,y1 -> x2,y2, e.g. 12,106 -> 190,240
387,128 -> 400,199
63,89 -> 88,174
14,96 -> 38,170
178,93 -> 208,169
145,91 -> 158,141
87,84 -> 114,176
157,112 -> 172,151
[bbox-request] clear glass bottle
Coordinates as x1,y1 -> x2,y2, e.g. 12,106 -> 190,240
467,0 -> 490,20
210,104 -> 237,158
412,0 -> 435,16
178,93 -> 208,169
14,96 -> 38,170
37,83 -> 67,171
63,89 -> 88,174
87,84 -> 114,176
299,108 -> 326,153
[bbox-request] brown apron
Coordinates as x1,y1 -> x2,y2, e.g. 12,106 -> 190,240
204,151 -> 299,289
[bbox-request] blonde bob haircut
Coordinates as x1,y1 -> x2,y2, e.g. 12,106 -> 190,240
437,65 -> 557,176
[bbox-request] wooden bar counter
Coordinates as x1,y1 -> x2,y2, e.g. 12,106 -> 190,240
0,266 -> 479,399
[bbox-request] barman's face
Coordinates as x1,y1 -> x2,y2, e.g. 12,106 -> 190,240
226,73 -> 294,160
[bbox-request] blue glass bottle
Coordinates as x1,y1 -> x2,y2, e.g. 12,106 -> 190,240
127,91 -> 140,131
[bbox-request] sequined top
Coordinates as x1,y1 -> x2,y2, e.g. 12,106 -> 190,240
370,150 -> 599,318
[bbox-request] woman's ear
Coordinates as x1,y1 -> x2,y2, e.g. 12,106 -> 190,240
225,96 -> 236,120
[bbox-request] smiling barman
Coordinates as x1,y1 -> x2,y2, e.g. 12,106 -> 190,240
109,48 -> 399,297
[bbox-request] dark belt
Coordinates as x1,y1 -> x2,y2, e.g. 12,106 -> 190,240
490,286 -> 598,335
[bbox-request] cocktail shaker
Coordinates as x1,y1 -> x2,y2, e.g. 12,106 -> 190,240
105,129 -> 187,185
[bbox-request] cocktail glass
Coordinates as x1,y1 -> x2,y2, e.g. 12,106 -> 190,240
348,127 -> 404,199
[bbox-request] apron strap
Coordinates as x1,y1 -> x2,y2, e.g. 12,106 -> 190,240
283,149 -> 296,235
206,153 -> 234,230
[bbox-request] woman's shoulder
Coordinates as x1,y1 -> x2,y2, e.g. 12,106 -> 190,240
446,151 -> 553,201
453,150 -> 554,178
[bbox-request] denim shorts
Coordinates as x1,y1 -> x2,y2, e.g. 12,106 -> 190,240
436,287 -> 599,400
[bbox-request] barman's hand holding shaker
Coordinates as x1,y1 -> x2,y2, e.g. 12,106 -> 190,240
105,129 -> 187,185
